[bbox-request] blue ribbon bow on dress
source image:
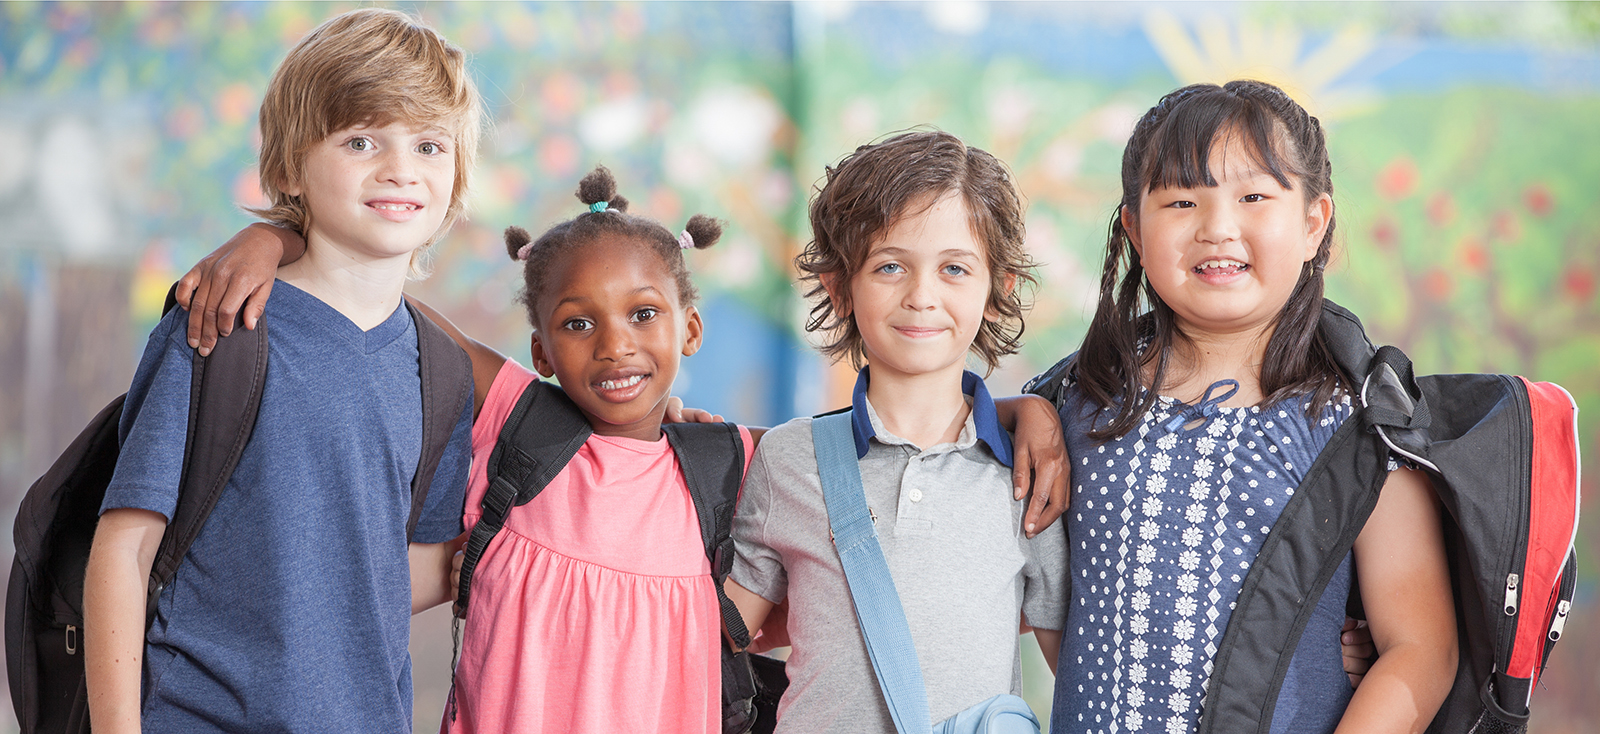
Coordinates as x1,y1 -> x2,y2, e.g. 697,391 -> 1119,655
1162,379 -> 1241,434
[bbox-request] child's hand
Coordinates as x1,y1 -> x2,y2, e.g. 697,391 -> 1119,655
664,396 -> 723,424
1341,617 -> 1376,688
1007,395 -> 1068,537
174,222 -> 305,356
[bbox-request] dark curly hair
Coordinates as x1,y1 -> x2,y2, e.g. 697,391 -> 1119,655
796,129 -> 1036,374
506,165 -> 723,325
1075,79 -> 1341,441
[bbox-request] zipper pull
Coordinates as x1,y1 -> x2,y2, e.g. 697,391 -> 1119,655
1504,573 -> 1520,616
65,625 -> 77,655
1548,600 -> 1571,641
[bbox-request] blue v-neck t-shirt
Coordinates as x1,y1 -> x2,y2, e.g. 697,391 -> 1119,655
102,281 -> 472,732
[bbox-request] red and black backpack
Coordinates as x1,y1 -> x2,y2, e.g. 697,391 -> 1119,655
1027,300 -> 1580,734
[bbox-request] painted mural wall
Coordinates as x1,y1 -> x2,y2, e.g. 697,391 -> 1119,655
2,2 -> 1597,732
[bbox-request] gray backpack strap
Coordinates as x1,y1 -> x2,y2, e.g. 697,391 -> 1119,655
404,301 -> 475,539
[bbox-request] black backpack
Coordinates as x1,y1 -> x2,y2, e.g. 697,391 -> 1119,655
449,379 -> 773,733
6,291 -> 473,734
1026,299 -> 1580,734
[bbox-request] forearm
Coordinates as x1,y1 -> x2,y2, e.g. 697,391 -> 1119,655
1333,641 -> 1455,733
722,578 -> 775,650
253,222 -> 306,266
410,535 -> 465,614
402,294 -> 505,417
84,511 -> 166,734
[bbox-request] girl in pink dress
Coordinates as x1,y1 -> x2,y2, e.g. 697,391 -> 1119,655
443,166 -> 753,734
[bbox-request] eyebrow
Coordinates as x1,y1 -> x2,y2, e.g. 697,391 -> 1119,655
552,285 -> 666,309
869,246 -> 982,259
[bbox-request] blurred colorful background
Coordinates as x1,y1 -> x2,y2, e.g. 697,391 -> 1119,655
3,1 -> 1599,731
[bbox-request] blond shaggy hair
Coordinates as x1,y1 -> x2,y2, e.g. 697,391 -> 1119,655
251,8 -> 482,266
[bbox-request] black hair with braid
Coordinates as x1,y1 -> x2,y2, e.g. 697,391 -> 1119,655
1075,79 -> 1341,441
505,165 -> 723,325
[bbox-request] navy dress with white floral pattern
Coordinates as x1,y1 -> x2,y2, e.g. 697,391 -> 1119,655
1050,381 -> 1358,734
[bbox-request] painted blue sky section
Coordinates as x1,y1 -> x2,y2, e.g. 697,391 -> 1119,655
825,3 -> 1600,95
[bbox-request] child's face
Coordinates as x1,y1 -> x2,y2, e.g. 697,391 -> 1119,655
289,121 -> 456,264
529,235 -> 703,442
1126,133 -> 1331,340
834,192 -> 998,384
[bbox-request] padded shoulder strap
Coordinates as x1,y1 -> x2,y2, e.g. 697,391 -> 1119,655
455,380 -> 591,613
1021,352 -> 1078,411
405,301 -> 475,539
1317,299 -> 1378,387
662,421 -> 749,647
147,312 -> 268,613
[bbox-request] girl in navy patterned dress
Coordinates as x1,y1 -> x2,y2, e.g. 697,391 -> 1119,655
1032,81 -> 1457,734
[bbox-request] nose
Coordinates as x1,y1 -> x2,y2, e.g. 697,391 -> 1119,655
1196,204 -> 1240,245
594,320 -> 636,362
901,269 -> 938,312
375,147 -> 419,187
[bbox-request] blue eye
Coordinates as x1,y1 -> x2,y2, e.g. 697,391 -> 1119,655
942,264 -> 970,277
876,262 -> 904,275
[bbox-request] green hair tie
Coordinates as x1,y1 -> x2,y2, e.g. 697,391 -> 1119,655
589,201 -> 609,214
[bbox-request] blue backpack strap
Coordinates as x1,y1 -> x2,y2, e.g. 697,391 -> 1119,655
812,411 -> 931,734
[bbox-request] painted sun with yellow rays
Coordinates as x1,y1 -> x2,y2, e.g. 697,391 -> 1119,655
1142,9 -> 1384,121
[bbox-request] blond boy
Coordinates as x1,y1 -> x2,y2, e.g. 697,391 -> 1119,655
83,9 -> 480,732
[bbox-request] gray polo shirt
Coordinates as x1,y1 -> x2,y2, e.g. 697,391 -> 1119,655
731,372 -> 1068,732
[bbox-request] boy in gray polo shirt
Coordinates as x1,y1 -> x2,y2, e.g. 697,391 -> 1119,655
724,130 -> 1067,732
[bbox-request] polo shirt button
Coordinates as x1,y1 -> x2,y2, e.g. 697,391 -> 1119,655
909,488 -> 924,502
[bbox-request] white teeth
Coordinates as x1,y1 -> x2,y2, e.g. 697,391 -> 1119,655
1198,260 -> 1246,270
600,375 -> 644,390
372,203 -> 416,211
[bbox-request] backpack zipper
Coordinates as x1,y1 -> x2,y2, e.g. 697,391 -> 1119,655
1548,600 -> 1570,641
1504,573 -> 1519,616
65,625 -> 77,655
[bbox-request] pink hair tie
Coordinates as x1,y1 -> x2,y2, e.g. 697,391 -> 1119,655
516,242 -> 535,261
676,230 -> 695,250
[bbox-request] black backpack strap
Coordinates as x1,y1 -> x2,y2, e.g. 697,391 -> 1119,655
146,309 -> 268,615
454,380 -> 591,613
1021,352 -> 1078,411
405,301 -> 475,539
662,422 -> 750,647
662,422 -> 765,734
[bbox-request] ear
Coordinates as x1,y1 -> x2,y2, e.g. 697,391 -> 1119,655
529,331 -> 556,378
1120,204 -> 1144,259
984,272 -> 1018,322
820,272 -> 852,319
1302,192 -> 1333,262
681,306 -> 704,358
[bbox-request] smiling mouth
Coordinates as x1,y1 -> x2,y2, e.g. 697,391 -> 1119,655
1194,259 -> 1249,275
369,202 -> 419,212
598,375 -> 644,391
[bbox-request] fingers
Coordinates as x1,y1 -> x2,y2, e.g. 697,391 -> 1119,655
664,396 -> 686,424
1012,444 -> 1031,502
1021,452 -> 1067,537
187,275 -> 213,351
175,266 -> 201,310
449,550 -> 464,595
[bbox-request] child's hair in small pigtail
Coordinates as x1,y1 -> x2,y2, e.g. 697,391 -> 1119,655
1076,80 -> 1343,441
506,165 -> 722,327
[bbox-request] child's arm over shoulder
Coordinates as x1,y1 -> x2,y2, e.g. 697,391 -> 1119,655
174,222 -> 304,356
1020,493 -> 1069,676
1337,467 -> 1457,733
995,394 -> 1068,537
84,508 -> 167,734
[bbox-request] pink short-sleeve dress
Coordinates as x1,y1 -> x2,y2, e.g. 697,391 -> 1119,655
443,360 -> 751,734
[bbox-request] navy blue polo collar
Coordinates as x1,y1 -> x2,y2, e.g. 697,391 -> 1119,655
849,367 -> 1015,467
